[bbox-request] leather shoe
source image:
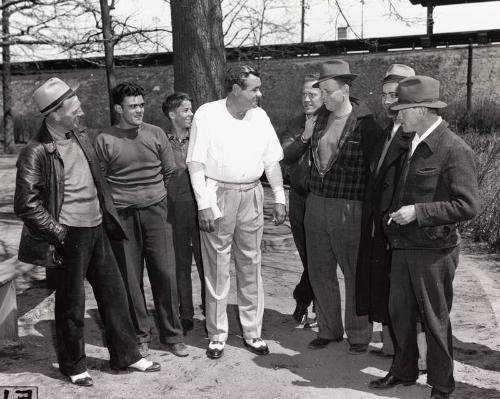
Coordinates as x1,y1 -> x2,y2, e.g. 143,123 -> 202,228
206,341 -> 224,359
244,338 -> 270,355
369,373 -> 416,389
431,387 -> 451,398
71,376 -> 93,387
164,342 -> 189,357
292,303 -> 308,324
349,344 -> 368,355
308,336 -> 342,349
181,318 -> 194,334
369,349 -> 393,358
303,318 -> 318,329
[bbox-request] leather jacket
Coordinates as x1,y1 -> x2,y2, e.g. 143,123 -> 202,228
14,121 -> 126,267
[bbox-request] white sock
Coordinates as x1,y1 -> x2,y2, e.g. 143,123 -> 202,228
128,358 -> 153,371
70,371 -> 91,382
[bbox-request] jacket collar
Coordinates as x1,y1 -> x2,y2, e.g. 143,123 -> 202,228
418,120 -> 448,154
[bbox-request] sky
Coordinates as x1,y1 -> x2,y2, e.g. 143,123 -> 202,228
10,0 -> 500,61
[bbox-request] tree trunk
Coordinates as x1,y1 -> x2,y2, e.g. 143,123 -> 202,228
170,0 -> 226,109
2,0 -> 14,154
99,0 -> 117,125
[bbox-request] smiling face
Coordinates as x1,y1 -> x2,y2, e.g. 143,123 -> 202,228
302,81 -> 323,116
53,95 -> 84,131
381,81 -> 399,118
169,100 -> 193,130
116,95 -> 145,128
235,74 -> 262,111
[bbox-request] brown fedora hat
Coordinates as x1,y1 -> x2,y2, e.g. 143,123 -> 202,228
312,59 -> 357,88
33,77 -> 79,115
390,75 -> 447,111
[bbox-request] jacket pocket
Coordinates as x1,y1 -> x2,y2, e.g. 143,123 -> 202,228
422,224 -> 454,240
415,167 -> 440,193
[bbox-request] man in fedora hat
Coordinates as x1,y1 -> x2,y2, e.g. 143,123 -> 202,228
356,63 -> 417,358
304,59 -> 383,354
281,73 -> 323,327
369,75 -> 479,399
14,77 -> 160,387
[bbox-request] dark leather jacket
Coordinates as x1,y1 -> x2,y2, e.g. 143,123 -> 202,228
14,121 -> 126,267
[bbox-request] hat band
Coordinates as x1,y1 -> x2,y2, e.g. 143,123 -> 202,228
383,74 -> 407,83
397,98 -> 441,105
40,88 -> 75,114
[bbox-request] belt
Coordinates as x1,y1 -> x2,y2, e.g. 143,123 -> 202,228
208,177 -> 260,191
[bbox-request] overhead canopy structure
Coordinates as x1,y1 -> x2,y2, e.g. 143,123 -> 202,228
409,0 -> 498,34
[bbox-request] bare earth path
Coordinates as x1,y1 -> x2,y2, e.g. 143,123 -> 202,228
0,155 -> 498,399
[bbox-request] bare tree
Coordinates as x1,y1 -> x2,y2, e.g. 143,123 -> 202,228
170,0 -> 226,109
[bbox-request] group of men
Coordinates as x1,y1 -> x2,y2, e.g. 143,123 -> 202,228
13,58 -> 479,399
282,59 -> 479,399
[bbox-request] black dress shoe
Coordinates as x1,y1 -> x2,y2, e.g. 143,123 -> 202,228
244,338 -> 270,355
348,344 -> 368,355
71,376 -> 93,387
431,387 -> 451,398
292,303 -> 308,324
206,341 -> 224,359
369,349 -> 393,358
303,318 -> 318,329
307,336 -> 342,349
369,373 -> 416,389
181,318 -> 194,334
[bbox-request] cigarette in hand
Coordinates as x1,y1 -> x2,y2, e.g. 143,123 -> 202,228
387,217 -> 393,226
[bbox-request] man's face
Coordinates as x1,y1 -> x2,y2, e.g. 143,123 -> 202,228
302,81 -> 323,116
237,74 -> 262,110
117,95 -> 145,128
170,100 -> 193,129
381,82 -> 399,117
53,95 -> 84,131
319,79 -> 345,112
398,107 -> 425,133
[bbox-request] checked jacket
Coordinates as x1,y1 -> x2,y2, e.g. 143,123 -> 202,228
309,99 -> 383,200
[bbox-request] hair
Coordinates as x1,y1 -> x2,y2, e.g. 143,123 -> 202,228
304,73 -> 320,84
334,77 -> 354,88
111,82 -> 145,105
225,65 -> 260,94
161,92 -> 192,118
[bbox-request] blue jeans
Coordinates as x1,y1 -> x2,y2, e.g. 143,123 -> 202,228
55,224 -> 141,376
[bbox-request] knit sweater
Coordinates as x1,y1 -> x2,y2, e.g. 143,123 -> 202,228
95,122 -> 177,209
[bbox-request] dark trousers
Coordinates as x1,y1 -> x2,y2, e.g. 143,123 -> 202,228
389,247 -> 459,394
55,225 -> 141,376
171,197 -> 205,320
111,199 -> 183,344
289,190 -> 314,308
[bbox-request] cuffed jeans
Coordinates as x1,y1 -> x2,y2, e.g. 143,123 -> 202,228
111,199 -> 183,345
200,181 -> 264,342
289,189 -> 314,308
55,224 -> 141,376
305,194 -> 372,345
389,247 -> 458,394
171,197 -> 205,320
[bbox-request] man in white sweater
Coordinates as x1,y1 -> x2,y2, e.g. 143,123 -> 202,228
187,65 -> 286,359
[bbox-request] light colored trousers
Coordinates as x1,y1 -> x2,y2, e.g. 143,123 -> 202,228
305,194 -> 372,345
200,181 -> 264,342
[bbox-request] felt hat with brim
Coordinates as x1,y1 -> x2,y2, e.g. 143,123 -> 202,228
33,77 -> 79,115
390,75 -> 447,111
312,59 -> 358,88
383,64 -> 415,83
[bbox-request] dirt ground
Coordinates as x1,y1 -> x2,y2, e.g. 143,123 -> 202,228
0,155 -> 499,399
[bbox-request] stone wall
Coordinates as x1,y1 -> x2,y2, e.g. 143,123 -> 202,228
6,44 -> 500,140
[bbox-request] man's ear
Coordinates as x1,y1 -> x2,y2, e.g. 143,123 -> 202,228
114,104 -> 123,116
168,110 -> 176,121
232,83 -> 241,94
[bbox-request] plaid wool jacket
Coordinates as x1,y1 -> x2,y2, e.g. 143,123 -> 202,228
309,99 -> 383,201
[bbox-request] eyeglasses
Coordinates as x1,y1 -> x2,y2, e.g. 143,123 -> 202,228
302,92 -> 320,99
125,103 -> 145,110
